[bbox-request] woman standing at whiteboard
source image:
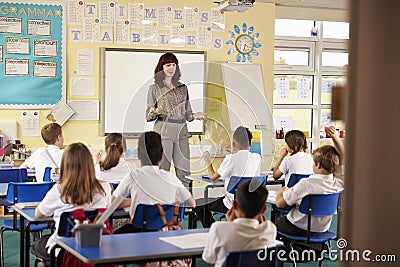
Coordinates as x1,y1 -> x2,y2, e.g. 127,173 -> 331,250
146,52 -> 206,188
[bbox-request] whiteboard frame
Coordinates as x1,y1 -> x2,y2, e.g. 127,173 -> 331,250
100,48 -> 206,138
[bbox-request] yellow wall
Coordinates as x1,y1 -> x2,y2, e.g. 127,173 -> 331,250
0,1 -> 275,150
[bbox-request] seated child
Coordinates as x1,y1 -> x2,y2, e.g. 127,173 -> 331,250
196,126 -> 261,228
273,130 -> 313,185
21,123 -> 64,182
112,131 -> 195,233
202,180 -> 280,267
93,133 -> 137,183
275,126 -> 345,235
31,143 -> 111,260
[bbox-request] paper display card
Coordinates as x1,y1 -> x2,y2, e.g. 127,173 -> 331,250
159,232 -> 209,249
46,101 -> 75,126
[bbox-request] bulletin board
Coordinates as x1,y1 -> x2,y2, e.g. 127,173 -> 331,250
0,1 -> 66,108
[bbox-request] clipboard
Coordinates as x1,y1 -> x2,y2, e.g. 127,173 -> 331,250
46,101 -> 75,126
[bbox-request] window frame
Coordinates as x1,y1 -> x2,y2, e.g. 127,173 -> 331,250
273,20 -> 348,150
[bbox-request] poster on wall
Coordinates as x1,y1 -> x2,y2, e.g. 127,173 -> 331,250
0,1 -> 66,108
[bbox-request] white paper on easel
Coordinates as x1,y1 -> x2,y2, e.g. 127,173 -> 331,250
46,101 -> 75,126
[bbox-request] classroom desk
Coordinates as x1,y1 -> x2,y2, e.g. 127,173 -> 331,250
52,228 -> 209,267
186,174 -> 284,228
11,206 -> 54,267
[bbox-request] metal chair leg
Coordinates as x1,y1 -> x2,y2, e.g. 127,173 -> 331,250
0,227 -> 6,267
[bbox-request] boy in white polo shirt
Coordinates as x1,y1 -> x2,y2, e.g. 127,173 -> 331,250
112,131 -> 195,233
196,126 -> 261,227
275,126 -> 345,235
20,123 -> 64,182
202,180 -> 279,267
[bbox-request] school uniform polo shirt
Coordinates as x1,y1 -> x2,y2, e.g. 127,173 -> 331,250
202,218 -> 280,267
37,182 -> 111,254
95,158 -> 137,183
217,150 -> 261,209
283,165 -> 345,232
278,152 -> 314,185
113,165 -> 192,218
24,145 -> 63,182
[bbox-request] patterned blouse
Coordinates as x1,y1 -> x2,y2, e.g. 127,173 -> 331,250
146,82 -> 194,122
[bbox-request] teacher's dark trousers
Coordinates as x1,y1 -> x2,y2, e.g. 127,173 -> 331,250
154,120 -> 191,188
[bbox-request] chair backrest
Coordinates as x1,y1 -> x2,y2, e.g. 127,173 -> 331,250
0,168 -> 29,183
132,203 -> 177,231
58,210 -> 103,237
287,173 -> 311,188
223,246 -> 284,267
43,167 -> 52,182
227,176 -> 267,194
6,181 -> 55,204
298,193 -> 340,217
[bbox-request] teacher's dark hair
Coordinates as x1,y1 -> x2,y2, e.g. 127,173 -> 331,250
138,131 -> 163,166
154,52 -> 181,87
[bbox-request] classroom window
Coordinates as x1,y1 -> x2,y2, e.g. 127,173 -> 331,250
273,109 -> 312,134
274,75 -> 313,105
274,40 -> 315,71
273,20 -> 348,153
321,76 -> 347,105
322,52 -> 348,67
275,19 -> 315,37
322,21 -> 350,39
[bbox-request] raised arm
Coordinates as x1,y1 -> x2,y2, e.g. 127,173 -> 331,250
202,151 -> 221,181
272,147 -> 289,179
325,126 -> 345,164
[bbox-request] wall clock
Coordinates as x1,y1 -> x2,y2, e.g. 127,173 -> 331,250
226,23 -> 262,63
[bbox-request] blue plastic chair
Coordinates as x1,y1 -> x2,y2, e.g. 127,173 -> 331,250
0,168 -> 29,206
223,246 -> 284,267
43,167 -> 52,182
132,203 -> 183,232
273,174 -> 311,220
277,193 -> 341,267
286,173 -> 311,188
0,168 -> 29,183
0,181 -> 55,267
35,209 -> 105,267
212,175 -> 267,221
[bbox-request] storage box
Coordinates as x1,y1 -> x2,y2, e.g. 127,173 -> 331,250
73,223 -> 104,247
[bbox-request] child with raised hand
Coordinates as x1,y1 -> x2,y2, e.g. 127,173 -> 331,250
93,133 -> 137,183
275,126 -> 345,236
272,130 -> 314,185
31,143 -> 111,261
202,180 -> 279,267
196,126 -> 261,228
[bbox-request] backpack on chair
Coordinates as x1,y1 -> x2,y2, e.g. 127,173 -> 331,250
61,209 -> 117,267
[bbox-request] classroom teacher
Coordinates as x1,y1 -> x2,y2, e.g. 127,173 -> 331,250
146,52 -> 206,188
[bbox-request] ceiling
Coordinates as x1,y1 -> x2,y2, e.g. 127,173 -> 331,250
257,0 -> 349,10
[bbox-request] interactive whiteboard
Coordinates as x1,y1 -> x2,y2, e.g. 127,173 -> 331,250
101,49 -> 206,137
221,62 -> 273,131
